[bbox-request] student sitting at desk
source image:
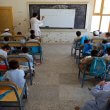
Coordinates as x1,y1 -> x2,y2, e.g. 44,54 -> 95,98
80,50 -> 98,72
74,31 -> 81,42
0,45 -> 10,58
30,30 -> 41,42
72,31 -> 81,49
19,47 -> 33,68
1,28 -> 12,37
0,45 -> 10,70
80,34 -> 89,45
75,81 -> 110,110
82,39 -> 93,56
3,60 -> 26,89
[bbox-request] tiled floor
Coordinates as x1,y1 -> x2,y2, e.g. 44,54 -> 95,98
25,44 -> 93,110
2,44 -> 93,110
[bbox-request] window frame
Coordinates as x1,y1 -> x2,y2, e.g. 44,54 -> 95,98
92,0 -> 110,32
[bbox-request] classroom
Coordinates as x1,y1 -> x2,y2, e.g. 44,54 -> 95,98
0,0 -> 110,110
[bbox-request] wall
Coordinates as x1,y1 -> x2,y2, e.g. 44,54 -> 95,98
0,0 -> 94,43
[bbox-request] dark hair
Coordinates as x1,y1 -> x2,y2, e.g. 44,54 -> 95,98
9,60 -> 19,70
17,32 -> 22,35
91,50 -> 98,57
1,45 -> 10,50
107,48 -> 110,55
4,36 -> 9,41
30,30 -> 35,35
84,39 -> 90,44
102,40 -> 108,44
105,32 -> 110,37
22,47 -> 28,53
33,13 -> 37,17
76,31 -> 81,37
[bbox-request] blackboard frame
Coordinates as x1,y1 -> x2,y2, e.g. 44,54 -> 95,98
29,4 -> 87,29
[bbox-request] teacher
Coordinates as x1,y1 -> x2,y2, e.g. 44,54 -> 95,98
30,13 -> 44,36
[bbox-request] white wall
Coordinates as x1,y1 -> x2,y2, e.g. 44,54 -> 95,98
0,0 -> 94,43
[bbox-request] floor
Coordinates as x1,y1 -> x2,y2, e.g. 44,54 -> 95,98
24,44 -> 93,110
1,44 -> 93,110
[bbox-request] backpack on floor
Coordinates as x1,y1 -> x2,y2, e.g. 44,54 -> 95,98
90,57 -> 106,77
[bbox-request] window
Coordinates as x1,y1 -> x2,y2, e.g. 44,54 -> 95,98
91,0 -> 110,32
103,0 -> 110,14
91,16 -> 101,32
94,0 -> 102,13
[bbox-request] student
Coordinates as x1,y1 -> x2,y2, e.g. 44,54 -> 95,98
93,30 -> 100,37
99,40 -> 108,56
4,36 -> 9,41
17,32 -> 22,35
3,60 -> 26,88
30,13 -> 44,36
80,34 -> 89,45
29,30 -> 41,42
1,28 -> 12,37
80,50 -> 98,72
100,32 -> 110,38
0,45 -> 10,70
74,31 -> 81,42
75,81 -> 110,110
82,39 -> 92,56
0,45 -> 10,58
19,47 -> 33,67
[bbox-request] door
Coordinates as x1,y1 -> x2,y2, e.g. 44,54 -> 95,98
0,7 -> 14,34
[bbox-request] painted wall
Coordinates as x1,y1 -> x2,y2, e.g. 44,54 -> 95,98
0,0 -> 94,43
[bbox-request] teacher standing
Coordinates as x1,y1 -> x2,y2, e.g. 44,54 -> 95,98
30,13 -> 44,36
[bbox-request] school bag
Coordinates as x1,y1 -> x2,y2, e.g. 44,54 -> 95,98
90,57 -> 106,77
30,46 -> 42,55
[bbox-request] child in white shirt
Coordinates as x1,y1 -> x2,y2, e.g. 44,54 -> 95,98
3,60 -> 26,88
0,45 -> 10,70
0,45 -> 10,58
19,47 -> 34,68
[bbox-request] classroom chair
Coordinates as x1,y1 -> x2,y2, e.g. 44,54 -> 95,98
26,41 -> 43,63
0,81 -> 27,110
79,57 -> 107,87
13,36 -> 26,41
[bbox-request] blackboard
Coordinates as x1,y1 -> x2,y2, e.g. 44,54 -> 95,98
29,4 -> 87,29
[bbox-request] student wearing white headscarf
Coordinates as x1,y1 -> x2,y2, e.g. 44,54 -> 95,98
1,28 -> 12,36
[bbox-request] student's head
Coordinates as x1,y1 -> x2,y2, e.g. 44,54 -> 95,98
102,40 -> 108,44
1,45 -> 11,52
9,60 -> 19,70
30,30 -> 35,39
30,30 -> 35,35
93,30 -> 99,36
76,31 -> 81,37
84,39 -> 90,44
91,50 -> 98,57
105,32 -> 110,38
22,47 -> 28,53
17,32 -> 22,35
33,13 -> 38,17
107,47 -> 110,55
4,36 -> 9,41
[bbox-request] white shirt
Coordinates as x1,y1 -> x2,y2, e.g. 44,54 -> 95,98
30,17 -> 43,36
0,49 -> 7,58
1,32 -> 12,36
3,69 -> 25,88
